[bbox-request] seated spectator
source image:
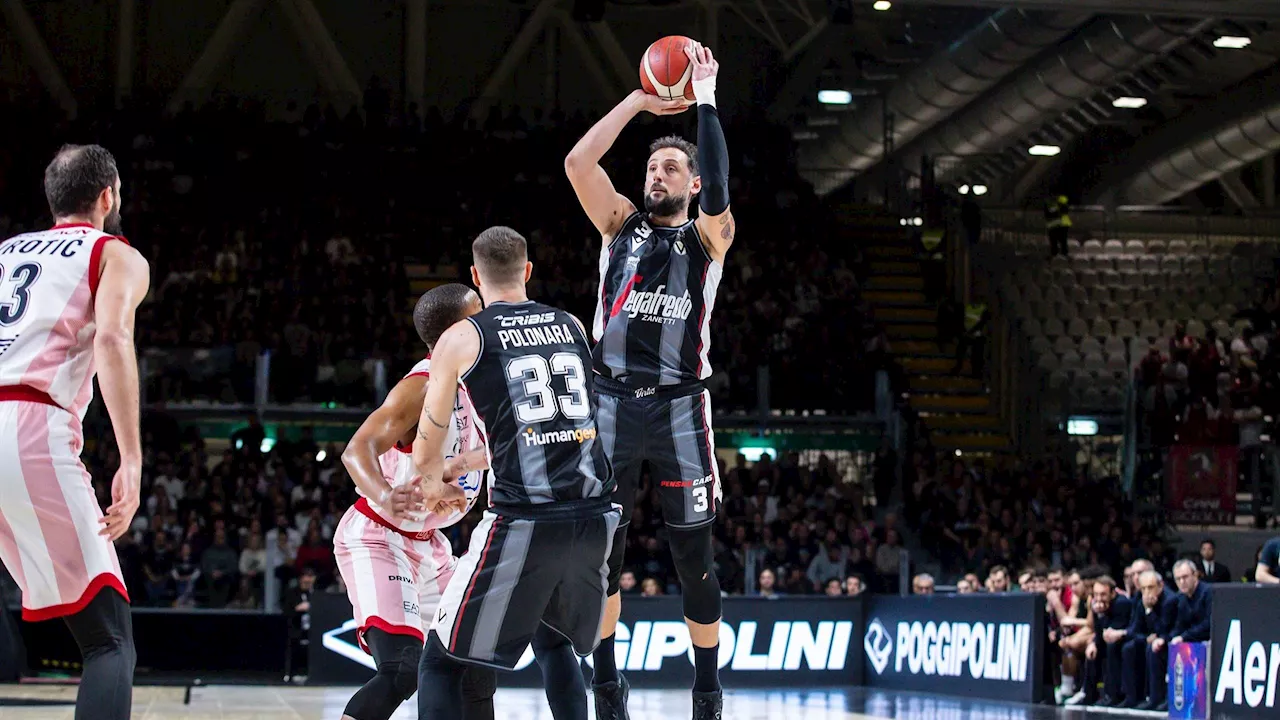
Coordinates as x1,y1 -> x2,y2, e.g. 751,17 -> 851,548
956,577 -> 976,594
1255,535 -> 1280,583
807,541 -> 848,592
824,578 -> 844,597
201,527 -> 239,608
172,543 -> 201,608
962,573 -> 982,593
985,565 -> 1011,593
1170,559 -> 1212,646
618,570 -> 639,595
1131,570 -> 1179,711
641,577 -> 663,597
758,568 -> 781,599
1082,575 -> 1132,707
844,574 -> 865,597
912,573 -> 935,595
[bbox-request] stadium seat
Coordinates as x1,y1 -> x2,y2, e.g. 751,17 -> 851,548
1146,239 -> 1167,255
1091,318 -> 1113,337
1082,239 -> 1104,255
1168,239 -> 1190,254
1115,318 -> 1138,337
1080,337 -> 1103,356
1104,336 -> 1128,357
1138,255 -> 1160,273
1044,317 -> 1067,337
1138,319 -> 1161,339
1124,239 -> 1146,254
1030,335 -> 1052,356
1055,337 -> 1077,355
1104,240 -> 1125,255
1160,255 -> 1183,273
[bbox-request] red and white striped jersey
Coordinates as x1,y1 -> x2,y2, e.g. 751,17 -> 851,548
0,224 -> 128,421
361,358 -> 485,535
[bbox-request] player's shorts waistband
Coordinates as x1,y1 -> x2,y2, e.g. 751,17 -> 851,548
592,375 -> 704,401
354,497 -> 436,541
0,386 -> 60,409
491,496 -> 615,521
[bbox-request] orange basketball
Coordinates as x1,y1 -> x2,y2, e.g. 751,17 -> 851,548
639,36 -> 697,101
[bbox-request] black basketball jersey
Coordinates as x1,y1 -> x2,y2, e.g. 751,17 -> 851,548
592,212 -> 723,387
461,300 -> 613,507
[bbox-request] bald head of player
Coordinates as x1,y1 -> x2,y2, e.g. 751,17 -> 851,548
44,144 -> 124,236
470,226 -> 532,303
645,135 -> 701,219
413,283 -> 483,351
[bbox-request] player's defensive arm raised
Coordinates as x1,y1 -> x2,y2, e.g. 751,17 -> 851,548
412,321 -> 479,515
687,42 -> 735,264
341,374 -> 429,519
565,90 -> 690,240
94,240 -> 150,540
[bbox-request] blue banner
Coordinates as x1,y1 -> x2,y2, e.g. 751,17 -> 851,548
1169,641 -> 1209,720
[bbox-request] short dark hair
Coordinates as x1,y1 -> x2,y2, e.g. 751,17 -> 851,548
1093,575 -> 1117,592
649,135 -> 699,175
1201,538 -> 1215,548
413,283 -> 477,349
44,145 -> 119,218
472,226 -> 528,287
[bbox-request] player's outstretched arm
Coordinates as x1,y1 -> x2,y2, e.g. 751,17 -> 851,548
1257,561 -> 1279,584
341,374 -> 429,517
686,42 -> 735,264
565,90 -> 688,240
94,240 -> 150,540
412,320 -> 480,515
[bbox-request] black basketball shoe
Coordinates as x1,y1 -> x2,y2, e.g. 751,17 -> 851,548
692,689 -> 723,720
593,673 -> 630,720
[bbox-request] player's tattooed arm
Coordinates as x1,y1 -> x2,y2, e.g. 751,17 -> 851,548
412,322 -> 479,515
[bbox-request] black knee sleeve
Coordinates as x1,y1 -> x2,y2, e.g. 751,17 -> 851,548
461,666 -> 497,705
605,522 -> 628,596
668,525 -> 721,625
344,630 -> 422,719
62,588 -> 135,720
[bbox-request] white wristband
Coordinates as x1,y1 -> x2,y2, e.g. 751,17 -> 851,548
692,76 -> 717,108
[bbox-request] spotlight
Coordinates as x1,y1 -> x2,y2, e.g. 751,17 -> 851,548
1112,97 -> 1148,109
873,1 -> 892,10
958,184 -> 970,195
818,90 -> 853,105
1214,36 -> 1251,49
972,185 -> 988,196
1029,145 -> 1061,157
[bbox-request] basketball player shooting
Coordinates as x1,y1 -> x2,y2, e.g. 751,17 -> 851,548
334,283 -> 498,720
565,40 -> 734,720
0,145 -> 150,720
414,227 -> 619,720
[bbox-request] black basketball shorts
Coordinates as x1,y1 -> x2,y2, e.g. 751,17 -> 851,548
430,499 -> 620,670
594,377 -> 721,529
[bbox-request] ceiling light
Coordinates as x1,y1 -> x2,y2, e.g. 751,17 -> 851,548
972,185 -> 989,196
1029,145 -> 1061,157
1214,36 -> 1251,49
873,1 -> 892,10
958,184 -> 970,195
912,217 -> 923,227
818,90 -> 853,105
1113,96 -> 1148,109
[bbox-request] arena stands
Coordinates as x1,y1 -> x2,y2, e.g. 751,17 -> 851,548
999,235 -> 1278,416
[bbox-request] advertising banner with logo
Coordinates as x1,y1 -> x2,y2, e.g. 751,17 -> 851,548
311,594 -> 862,688
1210,585 -> 1280,719
1166,445 -> 1238,524
861,594 -> 1045,703
1168,641 -> 1209,720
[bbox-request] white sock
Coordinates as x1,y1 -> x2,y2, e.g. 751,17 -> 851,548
1062,676 -> 1076,695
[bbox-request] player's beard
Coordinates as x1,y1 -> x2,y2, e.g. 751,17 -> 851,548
103,205 -> 123,236
644,189 -> 688,218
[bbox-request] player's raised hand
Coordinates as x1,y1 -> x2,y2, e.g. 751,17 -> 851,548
629,88 -> 692,116
99,461 -> 141,541
685,41 -> 719,81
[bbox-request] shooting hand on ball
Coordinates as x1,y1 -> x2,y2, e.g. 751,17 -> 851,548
629,89 -> 691,116
685,41 -> 719,81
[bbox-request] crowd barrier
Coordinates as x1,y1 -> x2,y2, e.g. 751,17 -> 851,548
6,584 -> 1279,716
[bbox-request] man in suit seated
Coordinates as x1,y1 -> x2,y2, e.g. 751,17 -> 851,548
1129,569 -> 1180,711
1170,559 -> 1213,649
1083,575 -> 1133,706
1198,539 -> 1231,584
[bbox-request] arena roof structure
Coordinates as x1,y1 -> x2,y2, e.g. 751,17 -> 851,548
0,0 -> 1275,209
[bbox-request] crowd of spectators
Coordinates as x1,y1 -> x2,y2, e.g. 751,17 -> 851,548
0,88 -> 880,414
1132,278 -> 1280,507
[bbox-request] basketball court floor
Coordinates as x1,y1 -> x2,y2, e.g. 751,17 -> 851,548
0,684 -> 1156,719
